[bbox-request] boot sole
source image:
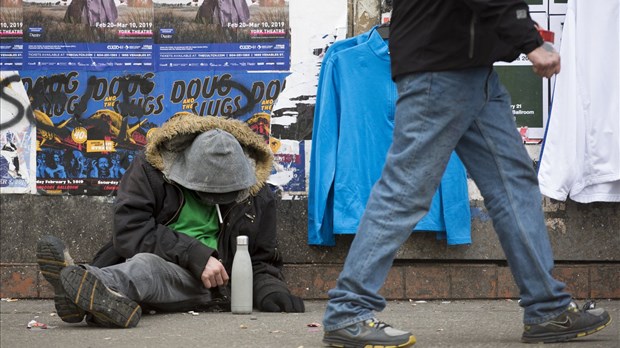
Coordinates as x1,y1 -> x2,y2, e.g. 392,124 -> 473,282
60,266 -> 142,328
36,236 -> 85,323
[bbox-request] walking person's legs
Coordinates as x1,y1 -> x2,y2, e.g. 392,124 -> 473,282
322,67 -> 612,346
323,68 -> 494,347
454,69 -> 611,343
455,69 -> 571,321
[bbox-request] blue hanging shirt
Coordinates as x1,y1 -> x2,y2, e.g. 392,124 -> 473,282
308,28 -> 471,246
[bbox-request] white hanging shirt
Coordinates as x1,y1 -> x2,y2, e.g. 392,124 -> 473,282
538,0 -> 620,203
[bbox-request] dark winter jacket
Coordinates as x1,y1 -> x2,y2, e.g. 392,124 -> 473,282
91,113 -> 291,310
389,0 -> 544,78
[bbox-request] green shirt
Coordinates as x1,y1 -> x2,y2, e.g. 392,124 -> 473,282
168,187 -> 219,250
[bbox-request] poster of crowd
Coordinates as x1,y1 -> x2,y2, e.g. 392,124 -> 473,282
0,0 -> 24,68
154,0 -> 290,71
22,0 -> 153,70
17,68 -> 288,195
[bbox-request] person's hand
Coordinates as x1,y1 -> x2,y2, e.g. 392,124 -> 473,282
260,292 -> 305,313
201,256 -> 229,288
527,42 -> 561,78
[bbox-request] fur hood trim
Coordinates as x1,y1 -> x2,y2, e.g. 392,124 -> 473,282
145,112 -> 273,196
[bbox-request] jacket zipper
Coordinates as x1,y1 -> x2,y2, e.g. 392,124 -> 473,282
469,14 -> 477,59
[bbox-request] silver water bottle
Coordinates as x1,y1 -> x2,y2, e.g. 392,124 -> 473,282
231,235 -> 253,314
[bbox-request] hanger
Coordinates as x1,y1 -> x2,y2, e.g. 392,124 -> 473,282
377,21 -> 390,40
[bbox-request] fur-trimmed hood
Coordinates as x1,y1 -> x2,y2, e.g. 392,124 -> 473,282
145,112 -> 273,196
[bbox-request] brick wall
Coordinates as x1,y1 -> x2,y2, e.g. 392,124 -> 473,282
1,195 -> 618,300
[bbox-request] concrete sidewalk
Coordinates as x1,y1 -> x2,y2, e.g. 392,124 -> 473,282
1,299 -> 617,348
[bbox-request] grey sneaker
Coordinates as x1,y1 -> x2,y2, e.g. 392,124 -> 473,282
522,300 -> 613,343
323,318 -> 416,348
60,265 -> 142,328
36,236 -> 86,323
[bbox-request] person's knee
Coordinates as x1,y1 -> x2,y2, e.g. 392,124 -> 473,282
121,253 -> 171,283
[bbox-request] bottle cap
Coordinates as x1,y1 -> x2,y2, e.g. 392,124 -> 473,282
237,235 -> 249,245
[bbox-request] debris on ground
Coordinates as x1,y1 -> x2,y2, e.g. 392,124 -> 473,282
27,320 -> 48,330
307,322 -> 322,333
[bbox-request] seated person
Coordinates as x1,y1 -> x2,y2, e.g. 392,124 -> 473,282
36,113 -> 304,328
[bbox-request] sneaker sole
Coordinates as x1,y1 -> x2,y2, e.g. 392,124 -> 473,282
36,236 -> 85,323
522,315 -> 613,343
323,335 -> 416,348
60,266 -> 142,328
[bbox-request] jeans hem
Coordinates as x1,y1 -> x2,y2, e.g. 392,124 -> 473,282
523,304 -> 570,325
323,313 -> 375,332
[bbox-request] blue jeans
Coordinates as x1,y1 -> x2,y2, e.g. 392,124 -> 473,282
323,67 -> 571,330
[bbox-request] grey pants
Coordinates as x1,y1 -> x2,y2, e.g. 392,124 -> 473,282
85,253 -> 215,312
